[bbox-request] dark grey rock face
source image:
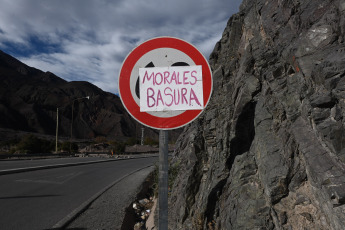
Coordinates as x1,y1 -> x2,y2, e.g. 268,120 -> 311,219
169,0 -> 345,229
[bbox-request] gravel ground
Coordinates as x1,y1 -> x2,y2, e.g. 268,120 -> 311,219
65,166 -> 155,230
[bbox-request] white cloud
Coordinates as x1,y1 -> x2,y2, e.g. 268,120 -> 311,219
0,0 -> 242,94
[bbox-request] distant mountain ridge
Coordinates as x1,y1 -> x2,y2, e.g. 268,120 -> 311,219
0,49 -> 140,141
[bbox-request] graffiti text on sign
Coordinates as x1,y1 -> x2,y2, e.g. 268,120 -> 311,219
139,66 -> 203,112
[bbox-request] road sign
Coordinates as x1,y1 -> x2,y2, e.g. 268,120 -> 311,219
118,37 -> 212,130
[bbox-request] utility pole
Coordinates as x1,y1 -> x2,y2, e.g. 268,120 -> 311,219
70,96 -> 90,153
141,127 -> 144,145
55,107 -> 59,153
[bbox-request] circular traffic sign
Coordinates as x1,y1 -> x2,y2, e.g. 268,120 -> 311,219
118,37 -> 212,130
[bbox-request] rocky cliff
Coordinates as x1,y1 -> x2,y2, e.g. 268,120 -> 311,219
169,0 -> 345,229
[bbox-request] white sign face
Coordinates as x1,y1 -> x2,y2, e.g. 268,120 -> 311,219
139,65 -> 203,112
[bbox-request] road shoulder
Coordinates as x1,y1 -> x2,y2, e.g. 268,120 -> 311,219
64,166 -> 155,230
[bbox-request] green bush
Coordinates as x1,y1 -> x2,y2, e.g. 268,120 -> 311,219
0,139 -> 19,154
108,141 -> 126,154
117,142 -> 126,153
94,136 -> 108,144
59,141 -> 78,153
144,137 -> 159,146
16,135 -> 54,154
126,137 -> 138,146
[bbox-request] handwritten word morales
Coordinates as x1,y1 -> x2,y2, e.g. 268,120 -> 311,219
139,66 -> 204,112
142,69 -> 198,86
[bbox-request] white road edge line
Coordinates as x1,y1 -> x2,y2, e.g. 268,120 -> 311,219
0,156 -> 157,175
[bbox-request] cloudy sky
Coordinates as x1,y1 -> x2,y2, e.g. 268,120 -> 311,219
0,0 -> 242,94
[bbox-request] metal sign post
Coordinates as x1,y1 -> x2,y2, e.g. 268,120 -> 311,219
159,130 -> 169,229
118,37 -> 212,230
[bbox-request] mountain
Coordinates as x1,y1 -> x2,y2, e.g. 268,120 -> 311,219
169,0 -> 345,229
0,50 -> 145,141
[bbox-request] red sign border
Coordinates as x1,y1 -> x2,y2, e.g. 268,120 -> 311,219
118,37 -> 212,130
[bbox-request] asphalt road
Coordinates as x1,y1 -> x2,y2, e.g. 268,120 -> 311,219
0,157 -> 118,171
0,157 -> 157,230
